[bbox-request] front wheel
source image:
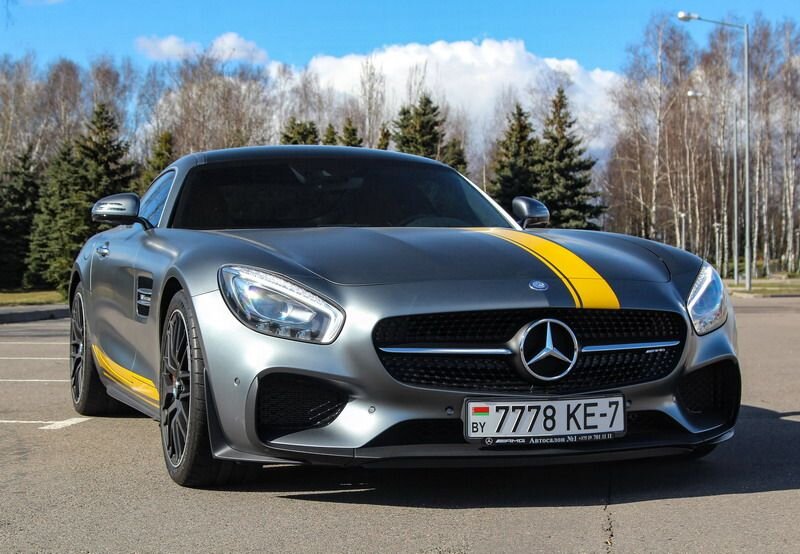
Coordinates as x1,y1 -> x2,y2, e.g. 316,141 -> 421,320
159,290 -> 255,487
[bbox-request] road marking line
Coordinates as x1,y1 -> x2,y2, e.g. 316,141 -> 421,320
0,341 -> 69,346
39,417 -> 91,430
0,418 -> 91,429
0,357 -> 69,360
0,379 -> 69,382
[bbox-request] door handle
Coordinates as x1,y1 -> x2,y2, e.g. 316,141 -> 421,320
96,244 -> 110,258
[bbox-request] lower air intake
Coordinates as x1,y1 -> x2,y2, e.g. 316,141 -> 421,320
256,373 -> 348,442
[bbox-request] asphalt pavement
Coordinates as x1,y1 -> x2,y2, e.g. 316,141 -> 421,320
0,297 -> 799,553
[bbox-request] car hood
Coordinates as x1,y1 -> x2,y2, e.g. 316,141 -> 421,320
213,227 -> 671,287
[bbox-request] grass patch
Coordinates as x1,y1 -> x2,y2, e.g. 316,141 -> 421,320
0,290 -> 64,306
726,278 -> 800,296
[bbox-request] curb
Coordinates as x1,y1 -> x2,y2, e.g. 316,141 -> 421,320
0,304 -> 70,324
729,292 -> 800,299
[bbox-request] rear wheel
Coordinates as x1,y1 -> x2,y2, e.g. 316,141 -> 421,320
70,284 -> 125,415
159,290 -> 256,487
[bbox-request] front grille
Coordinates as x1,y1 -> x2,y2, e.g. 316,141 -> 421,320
256,373 -> 348,442
373,308 -> 685,348
374,309 -> 686,394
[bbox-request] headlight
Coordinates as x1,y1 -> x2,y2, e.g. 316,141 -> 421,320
687,262 -> 727,335
218,266 -> 344,344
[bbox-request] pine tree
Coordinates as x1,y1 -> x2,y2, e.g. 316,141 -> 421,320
25,103 -> 133,293
440,138 -> 467,174
24,144 -> 89,293
76,103 -> 134,202
137,130 -> 175,194
280,117 -> 320,145
392,94 -> 443,158
0,149 -> 40,288
322,123 -> 339,145
340,118 -> 363,147
537,87 -> 603,229
489,103 -> 543,214
376,124 -> 391,150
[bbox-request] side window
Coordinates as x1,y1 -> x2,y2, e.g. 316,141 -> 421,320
139,171 -> 176,227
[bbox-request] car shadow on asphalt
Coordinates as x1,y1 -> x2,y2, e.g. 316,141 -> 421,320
226,405 -> 800,508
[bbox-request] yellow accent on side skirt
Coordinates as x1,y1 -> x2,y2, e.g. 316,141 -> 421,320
478,229 -> 621,309
92,344 -> 159,407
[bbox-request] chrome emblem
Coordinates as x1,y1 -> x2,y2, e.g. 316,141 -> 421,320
519,319 -> 579,381
529,280 -> 549,291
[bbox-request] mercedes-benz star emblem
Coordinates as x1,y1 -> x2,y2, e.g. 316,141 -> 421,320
529,280 -> 549,291
519,319 -> 579,381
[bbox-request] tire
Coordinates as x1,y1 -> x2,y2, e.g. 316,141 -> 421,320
70,283 -> 127,416
159,290 -> 256,487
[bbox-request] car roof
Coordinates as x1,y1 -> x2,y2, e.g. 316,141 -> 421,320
175,145 -> 448,168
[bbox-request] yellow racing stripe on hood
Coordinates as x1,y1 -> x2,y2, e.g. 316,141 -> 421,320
92,344 -> 159,407
478,228 -> 620,309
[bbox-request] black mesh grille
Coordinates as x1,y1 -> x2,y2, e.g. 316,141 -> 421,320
374,309 -> 686,394
364,419 -> 468,447
362,411 -> 686,448
256,373 -> 348,442
373,308 -> 685,347
677,362 -> 741,419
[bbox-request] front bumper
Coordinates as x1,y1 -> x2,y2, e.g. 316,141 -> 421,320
191,280 -> 740,467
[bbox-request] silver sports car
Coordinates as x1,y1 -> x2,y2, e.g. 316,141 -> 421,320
69,146 -> 740,487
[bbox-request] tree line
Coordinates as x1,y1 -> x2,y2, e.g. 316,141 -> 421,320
605,14 -> 800,278
1,11 -> 797,293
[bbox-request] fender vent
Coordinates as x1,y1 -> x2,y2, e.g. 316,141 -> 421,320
136,276 -> 153,317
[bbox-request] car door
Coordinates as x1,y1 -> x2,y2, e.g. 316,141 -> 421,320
127,171 -> 177,388
88,223 -> 143,376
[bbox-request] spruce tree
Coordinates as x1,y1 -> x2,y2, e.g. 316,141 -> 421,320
0,149 -> 40,288
137,130 -> 175,194
25,103 -> 133,293
537,87 -> 603,229
340,118 -> 363,147
322,123 -> 339,145
376,124 -> 391,150
440,138 -> 467,173
76,103 -> 135,203
489,103 -> 542,214
24,144 -> 89,293
280,117 -> 320,145
392,94 -> 443,158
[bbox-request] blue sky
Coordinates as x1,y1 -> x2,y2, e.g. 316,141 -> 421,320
2,0 -> 798,72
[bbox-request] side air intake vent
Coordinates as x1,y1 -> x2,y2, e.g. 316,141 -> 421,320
256,373 -> 349,442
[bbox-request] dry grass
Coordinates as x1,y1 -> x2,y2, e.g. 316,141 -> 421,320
0,290 -> 63,306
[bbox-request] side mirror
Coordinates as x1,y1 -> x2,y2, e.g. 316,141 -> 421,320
512,196 -> 550,228
92,193 -> 153,229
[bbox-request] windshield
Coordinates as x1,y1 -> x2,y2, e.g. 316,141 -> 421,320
170,158 -> 511,229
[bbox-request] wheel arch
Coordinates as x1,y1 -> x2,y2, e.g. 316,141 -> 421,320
159,276 -> 185,339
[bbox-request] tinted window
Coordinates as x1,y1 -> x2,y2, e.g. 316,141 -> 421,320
139,171 -> 175,226
171,159 -> 510,229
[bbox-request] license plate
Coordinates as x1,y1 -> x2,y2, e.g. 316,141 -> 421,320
465,396 -> 625,445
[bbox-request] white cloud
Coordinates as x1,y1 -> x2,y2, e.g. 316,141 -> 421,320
209,32 -> 268,64
135,35 -> 200,61
307,39 -> 621,153
135,32 -> 267,64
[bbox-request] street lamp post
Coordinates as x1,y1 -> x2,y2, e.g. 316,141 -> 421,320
678,10 -> 751,291
732,102 -> 739,285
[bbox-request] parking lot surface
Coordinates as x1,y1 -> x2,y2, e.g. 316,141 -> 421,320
1,297 -> 799,553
